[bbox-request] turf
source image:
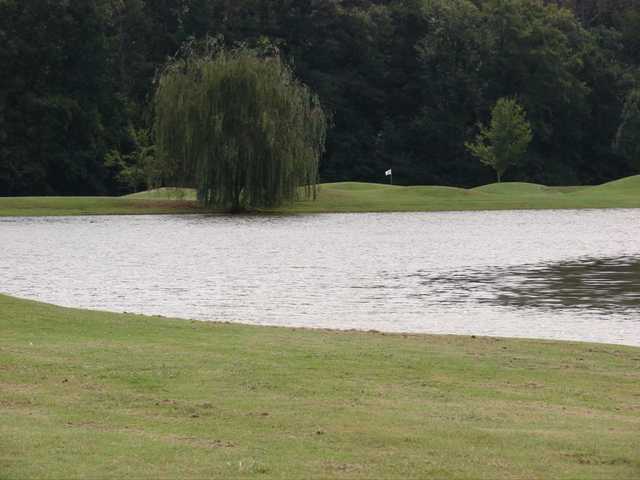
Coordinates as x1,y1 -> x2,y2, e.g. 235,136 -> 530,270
125,187 -> 198,201
1,293 -> 639,479
286,176 -> 640,213
0,196 -> 201,216
0,175 -> 638,216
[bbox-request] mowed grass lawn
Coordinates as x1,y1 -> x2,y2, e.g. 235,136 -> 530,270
0,175 -> 639,216
1,294 -> 639,479
287,175 -> 640,213
0,195 -> 201,217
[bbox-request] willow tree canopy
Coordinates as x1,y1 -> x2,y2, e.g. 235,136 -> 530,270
154,47 -> 327,210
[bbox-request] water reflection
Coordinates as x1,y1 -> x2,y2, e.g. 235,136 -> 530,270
419,256 -> 640,314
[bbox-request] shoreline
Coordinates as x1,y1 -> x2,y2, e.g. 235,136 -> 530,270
2,292 -> 638,349
2,203 -> 640,218
1,177 -> 639,216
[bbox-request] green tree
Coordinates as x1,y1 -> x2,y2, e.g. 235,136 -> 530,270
614,89 -> 640,170
479,0 -> 590,183
104,128 -> 158,192
0,0 -> 126,195
411,0 -> 487,185
466,98 -> 533,182
2,0 -> 639,194
154,45 -> 327,211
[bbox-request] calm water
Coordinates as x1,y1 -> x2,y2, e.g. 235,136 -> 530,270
1,210 -> 639,346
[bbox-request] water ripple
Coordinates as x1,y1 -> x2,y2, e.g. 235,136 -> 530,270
1,210 -> 639,346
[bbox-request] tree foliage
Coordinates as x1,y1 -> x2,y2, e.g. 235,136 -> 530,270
104,128 -> 157,192
466,98 -> 533,182
2,0 -> 640,195
614,89 -> 640,170
0,0 -> 126,195
154,46 -> 327,210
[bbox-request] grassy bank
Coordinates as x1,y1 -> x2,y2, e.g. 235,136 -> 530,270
287,175 -> 640,213
0,175 -> 639,216
1,294 -> 639,479
0,196 -> 200,217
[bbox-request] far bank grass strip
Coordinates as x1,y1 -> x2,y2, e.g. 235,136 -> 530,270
0,196 -> 203,217
0,175 -> 639,216
1,294 -> 639,479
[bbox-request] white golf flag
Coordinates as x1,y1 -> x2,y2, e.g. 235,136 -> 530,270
385,169 -> 392,176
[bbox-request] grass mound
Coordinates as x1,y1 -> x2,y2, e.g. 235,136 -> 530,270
320,182 -> 398,191
1,293 -> 639,479
472,182 -> 554,195
125,187 -> 197,200
591,175 -> 640,193
109,175 -> 640,213
404,185 -> 479,198
1,175 -> 639,216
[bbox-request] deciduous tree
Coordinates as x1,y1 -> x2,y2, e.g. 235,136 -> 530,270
154,45 -> 327,210
466,98 -> 533,182
614,89 -> 640,170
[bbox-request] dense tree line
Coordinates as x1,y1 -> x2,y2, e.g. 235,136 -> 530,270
1,0 -> 639,195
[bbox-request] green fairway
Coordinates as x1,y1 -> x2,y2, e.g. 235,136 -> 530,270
1,293 -> 639,479
0,175 -> 639,216
286,176 -> 640,213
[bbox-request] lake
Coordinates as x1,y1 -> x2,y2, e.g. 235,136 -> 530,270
1,210 -> 639,346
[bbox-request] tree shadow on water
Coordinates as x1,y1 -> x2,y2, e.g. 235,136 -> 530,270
420,256 -> 640,315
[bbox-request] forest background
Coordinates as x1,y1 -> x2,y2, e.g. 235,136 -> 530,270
1,0 -> 639,196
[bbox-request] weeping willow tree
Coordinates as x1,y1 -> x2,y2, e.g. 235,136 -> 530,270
153,45 -> 327,211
